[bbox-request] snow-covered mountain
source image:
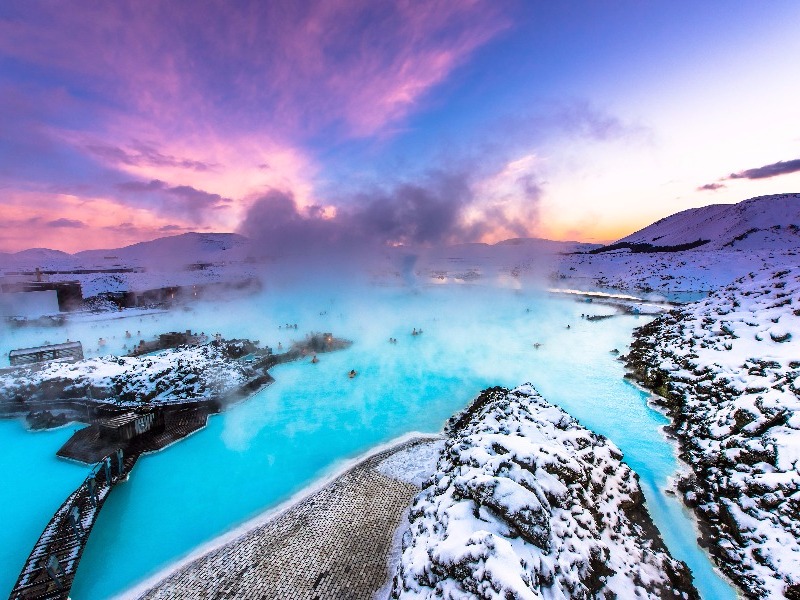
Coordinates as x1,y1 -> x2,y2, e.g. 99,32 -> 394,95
12,248 -> 73,262
555,194 -> 800,294
74,232 -> 249,269
2,194 -> 799,297
0,233 -> 257,298
613,193 -> 800,251
0,233 -> 249,272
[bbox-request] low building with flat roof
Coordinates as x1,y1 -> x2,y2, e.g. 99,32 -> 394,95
98,411 -> 163,442
9,341 -> 84,367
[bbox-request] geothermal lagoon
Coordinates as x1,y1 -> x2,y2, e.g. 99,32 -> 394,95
0,281 -> 736,599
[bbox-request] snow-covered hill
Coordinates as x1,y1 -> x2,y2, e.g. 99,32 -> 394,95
11,248 -> 73,263
0,233 -> 257,298
0,233 -> 249,272
554,195 -> 800,295
74,232 -> 250,269
391,385 -> 698,599
614,194 -> 800,251
2,194 -> 799,298
554,247 -> 800,295
626,267 -> 800,598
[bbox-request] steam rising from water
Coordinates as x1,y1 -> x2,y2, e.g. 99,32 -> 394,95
237,168 -> 542,257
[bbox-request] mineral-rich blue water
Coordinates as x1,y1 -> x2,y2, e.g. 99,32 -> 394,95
0,282 -> 736,599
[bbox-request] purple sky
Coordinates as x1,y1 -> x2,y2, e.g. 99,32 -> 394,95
1,1 -> 799,252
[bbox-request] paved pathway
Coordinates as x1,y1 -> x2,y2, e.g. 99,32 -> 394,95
138,438 -> 439,600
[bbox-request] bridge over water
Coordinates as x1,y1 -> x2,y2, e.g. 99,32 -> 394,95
10,449 -> 137,600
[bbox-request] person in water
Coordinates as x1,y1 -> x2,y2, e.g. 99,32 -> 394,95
311,354 -> 318,364
349,369 -> 357,378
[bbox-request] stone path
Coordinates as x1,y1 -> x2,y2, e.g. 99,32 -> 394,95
137,437 -> 439,600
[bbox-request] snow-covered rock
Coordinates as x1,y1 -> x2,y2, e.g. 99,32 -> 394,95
626,267 -> 800,598
0,340 -> 264,406
391,385 -> 698,599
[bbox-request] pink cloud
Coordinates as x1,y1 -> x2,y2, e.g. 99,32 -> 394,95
0,1 -> 510,251
0,191 -> 196,253
0,1 -> 507,139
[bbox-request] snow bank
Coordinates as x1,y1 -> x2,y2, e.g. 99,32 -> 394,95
626,266 -> 800,598
391,384 -> 698,599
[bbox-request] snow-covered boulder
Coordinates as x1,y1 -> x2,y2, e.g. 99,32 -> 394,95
391,384 -> 698,599
626,267 -> 800,598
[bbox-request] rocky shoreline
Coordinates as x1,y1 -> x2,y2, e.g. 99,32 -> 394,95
390,384 -> 699,599
625,267 -> 800,598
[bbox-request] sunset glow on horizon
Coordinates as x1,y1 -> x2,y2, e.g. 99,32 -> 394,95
1,1 -> 799,253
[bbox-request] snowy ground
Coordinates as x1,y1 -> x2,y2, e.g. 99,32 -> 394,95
626,266 -> 800,598
377,440 -> 446,488
554,247 -> 800,296
390,384 -> 698,599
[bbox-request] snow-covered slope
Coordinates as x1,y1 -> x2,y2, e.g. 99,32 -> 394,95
626,267 -> 800,598
0,233 -> 258,298
12,248 -> 73,262
615,194 -> 800,251
554,194 -> 800,295
391,384 -> 698,599
555,247 -> 800,295
0,233 -> 250,272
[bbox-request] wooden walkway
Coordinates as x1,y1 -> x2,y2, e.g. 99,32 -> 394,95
9,450 -> 137,600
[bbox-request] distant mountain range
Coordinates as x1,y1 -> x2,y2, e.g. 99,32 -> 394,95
0,232 -> 595,271
2,194 -> 798,271
0,233 -> 249,271
75,232 -> 248,266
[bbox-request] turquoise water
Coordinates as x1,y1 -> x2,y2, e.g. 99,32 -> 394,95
0,421 -> 87,588
0,283 -> 736,599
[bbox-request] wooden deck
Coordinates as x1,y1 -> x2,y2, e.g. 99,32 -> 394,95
58,409 -> 210,464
